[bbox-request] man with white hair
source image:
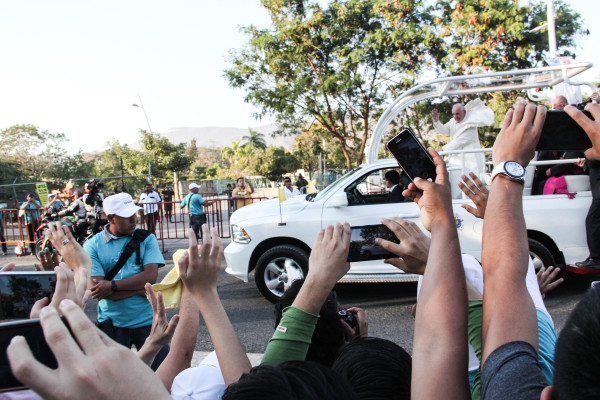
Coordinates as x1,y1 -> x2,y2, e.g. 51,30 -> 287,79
84,192 -> 168,369
432,99 -> 494,198
181,182 -> 215,242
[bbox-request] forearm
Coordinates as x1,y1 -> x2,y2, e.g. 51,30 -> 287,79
115,267 -> 158,291
193,289 -> 251,385
105,289 -> 146,300
261,306 -> 318,366
433,120 -> 450,135
481,178 -> 538,360
412,221 -> 468,399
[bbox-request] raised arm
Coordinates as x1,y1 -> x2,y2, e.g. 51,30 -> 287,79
481,101 -> 546,362
178,226 -> 251,385
261,222 -> 351,366
402,148 -> 469,400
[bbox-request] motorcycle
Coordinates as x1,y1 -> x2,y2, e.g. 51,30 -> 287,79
34,212 -> 107,260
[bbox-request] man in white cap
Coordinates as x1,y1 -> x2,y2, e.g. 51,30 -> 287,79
180,183 -> 215,242
83,192 -> 168,369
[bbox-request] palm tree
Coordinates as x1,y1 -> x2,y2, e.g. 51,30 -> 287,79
222,138 -> 243,163
241,128 -> 267,150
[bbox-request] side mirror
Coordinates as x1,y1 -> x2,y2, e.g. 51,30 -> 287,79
325,192 -> 348,208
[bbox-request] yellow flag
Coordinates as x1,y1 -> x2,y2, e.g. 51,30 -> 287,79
278,187 -> 286,203
307,180 -> 316,194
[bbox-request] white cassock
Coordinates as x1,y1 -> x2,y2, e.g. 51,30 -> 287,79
433,99 -> 494,198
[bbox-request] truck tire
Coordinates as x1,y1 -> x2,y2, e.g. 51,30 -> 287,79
254,245 -> 309,303
528,239 -> 555,272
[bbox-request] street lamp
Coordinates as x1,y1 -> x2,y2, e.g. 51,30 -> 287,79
132,95 -> 153,134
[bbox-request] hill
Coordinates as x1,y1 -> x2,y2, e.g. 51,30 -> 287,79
162,125 -> 296,149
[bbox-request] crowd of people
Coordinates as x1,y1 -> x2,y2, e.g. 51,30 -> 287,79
1,99 -> 600,400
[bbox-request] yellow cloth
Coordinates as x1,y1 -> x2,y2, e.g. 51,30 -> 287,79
152,249 -> 186,309
307,180 -> 316,194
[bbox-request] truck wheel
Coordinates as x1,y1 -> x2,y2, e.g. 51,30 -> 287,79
528,239 -> 555,272
254,245 -> 309,303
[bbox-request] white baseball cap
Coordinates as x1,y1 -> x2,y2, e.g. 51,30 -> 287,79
103,193 -> 142,218
189,183 -> 200,190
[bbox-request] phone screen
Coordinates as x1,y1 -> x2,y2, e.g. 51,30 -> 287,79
386,128 -> 436,182
537,110 -> 594,151
0,317 -> 66,391
347,224 -> 400,262
0,272 -> 56,321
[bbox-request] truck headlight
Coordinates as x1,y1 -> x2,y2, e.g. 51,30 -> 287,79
231,224 -> 251,244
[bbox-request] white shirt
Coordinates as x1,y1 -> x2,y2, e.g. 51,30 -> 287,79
139,191 -> 161,214
283,185 -> 301,199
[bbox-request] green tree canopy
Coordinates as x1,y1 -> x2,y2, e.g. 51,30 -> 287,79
250,146 -> 301,182
225,0 -> 441,169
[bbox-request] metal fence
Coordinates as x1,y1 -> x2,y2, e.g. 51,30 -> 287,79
0,196 -> 270,254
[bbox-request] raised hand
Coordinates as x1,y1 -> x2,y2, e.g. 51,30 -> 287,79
565,103 -> 600,160
9,300 -> 171,400
45,223 -> 92,284
306,223 -> 351,290
137,283 -> 180,366
458,172 -> 489,219
178,226 -> 223,299
30,263 -> 91,318
376,217 -> 430,275
492,101 -> 546,168
432,108 -> 440,122
0,263 -> 16,271
536,266 -> 564,299
35,248 -> 61,271
402,148 -> 453,232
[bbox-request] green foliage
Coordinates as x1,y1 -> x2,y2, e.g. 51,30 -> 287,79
241,129 -> 267,150
225,0 -> 441,169
249,146 -> 301,182
0,124 -> 93,182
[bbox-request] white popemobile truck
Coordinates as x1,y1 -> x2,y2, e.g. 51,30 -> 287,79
224,62 -> 599,302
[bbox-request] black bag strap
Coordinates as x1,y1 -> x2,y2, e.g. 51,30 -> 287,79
105,229 -> 152,281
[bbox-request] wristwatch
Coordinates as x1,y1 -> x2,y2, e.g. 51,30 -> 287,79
491,161 -> 526,184
111,280 -> 118,292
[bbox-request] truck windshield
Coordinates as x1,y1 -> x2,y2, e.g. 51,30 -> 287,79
310,166 -> 364,202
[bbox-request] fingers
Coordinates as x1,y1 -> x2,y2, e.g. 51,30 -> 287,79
429,147 -> 449,185
146,283 -> 158,314
7,335 -> 56,395
531,105 -> 547,135
178,251 -> 189,279
501,108 -> 514,131
76,268 -> 89,302
59,299 -> 104,355
565,104 -> 598,138
347,307 -> 368,337
38,306 -> 80,365
511,101 -> 526,125
383,257 -> 408,271
165,315 -> 180,338
187,228 -> 198,259
29,297 -> 50,319
1,263 -> 16,271
461,204 -> 478,216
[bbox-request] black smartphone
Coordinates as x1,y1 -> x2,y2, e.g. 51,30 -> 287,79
347,224 -> 400,262
0,272 -> 56,321
386,127 -> 436,182
537,110 -> 594,151
0,317 -> 68,391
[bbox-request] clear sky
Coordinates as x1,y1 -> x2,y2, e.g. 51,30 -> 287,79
0,0 -> 598,153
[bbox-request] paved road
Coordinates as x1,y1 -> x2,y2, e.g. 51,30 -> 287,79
5,239 -> 598,355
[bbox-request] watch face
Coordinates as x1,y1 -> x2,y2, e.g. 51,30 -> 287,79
505,161 -> 525,178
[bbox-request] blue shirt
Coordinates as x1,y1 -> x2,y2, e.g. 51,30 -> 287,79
84,226 -> 165,328
21,200 -> 42,223
181,193 -> 205,215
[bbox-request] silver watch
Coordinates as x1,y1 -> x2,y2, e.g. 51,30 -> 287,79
491,161 -> 526,184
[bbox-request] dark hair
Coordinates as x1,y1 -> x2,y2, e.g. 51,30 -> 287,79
25,192 -> 36,199
237,177 -> 244,183
72,189 -> 83,198
145,183 -> 152,187
274,279 -> 345,366
553,287 -> 600,399
223,361 -> 358,400
333,337 -> 412,400
385,170 -> 401,185
284,178 -> 291,182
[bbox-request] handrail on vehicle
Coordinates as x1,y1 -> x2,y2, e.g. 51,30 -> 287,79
367,62 -> 596,164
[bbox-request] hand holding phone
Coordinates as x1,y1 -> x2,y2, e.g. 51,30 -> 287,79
537,110 -> 594,151
347,224 -> 399,262
386,127 -> 436,183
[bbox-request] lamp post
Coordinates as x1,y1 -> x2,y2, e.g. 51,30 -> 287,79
132,95 -> 153,134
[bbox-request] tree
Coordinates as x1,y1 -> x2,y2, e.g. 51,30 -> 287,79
250,146 -> 301,182
241,128 -> 267,150
221,139 -> 245,164
225,0 -> 441,170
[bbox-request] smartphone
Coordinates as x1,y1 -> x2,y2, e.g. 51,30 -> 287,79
347,224 -> 400,262
0,272 -> 56,321
386,127 -> 436,182
537,110 -> 594,151
0,317 -> 68,391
